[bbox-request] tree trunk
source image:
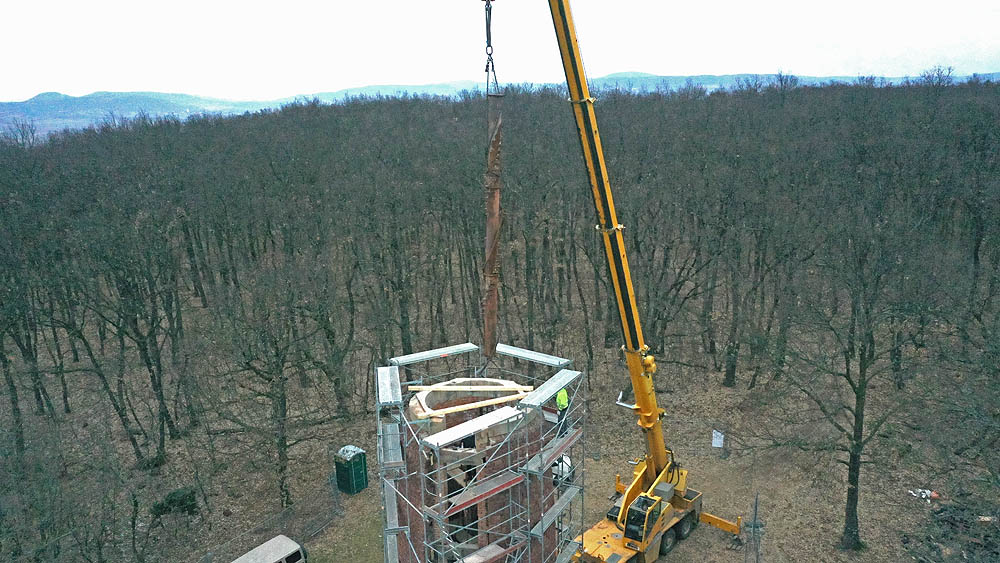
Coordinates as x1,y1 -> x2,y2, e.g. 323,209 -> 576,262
840,442 -> 864,550
570,230 -> 595,383
773,265 -> 794,378
524,233 -> 536,352
213,226 -> 230,286
701,263 -> 719,369
132,326 -> 180,441
841,320 -> 869,551
225,231 -> 241,290
192,224 -> 215,292
961,206 -> 984,343
76,332 -> 146,465
47,315 -> 72,413
27,355 -> 54,416
891,315 -> 905,389
181,218 -> 208,307
0,340 -> 26,461
722,270 -> 741,387
273,371 -> 292,508
390,229 -> 414,356
722,328 -> 739,387
162,283 -> 182,368
9,321 -> 54,417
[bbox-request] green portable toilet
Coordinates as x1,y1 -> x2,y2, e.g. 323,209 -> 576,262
334,445 -> 368,494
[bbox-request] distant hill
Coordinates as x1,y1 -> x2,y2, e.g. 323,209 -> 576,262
0,82 -> 488,136
0,92 -> 276,136
590,71 -> 1000,92
309,80 -> 480,102
3,72 -> 997,137
590,72 -> 861,91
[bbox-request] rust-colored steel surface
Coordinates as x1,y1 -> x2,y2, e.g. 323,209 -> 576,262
483,93 -> 503,358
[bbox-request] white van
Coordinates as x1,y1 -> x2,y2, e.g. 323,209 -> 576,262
231,535 -> 306,563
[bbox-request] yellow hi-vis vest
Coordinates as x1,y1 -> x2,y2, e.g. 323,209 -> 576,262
556,388 -> 569,410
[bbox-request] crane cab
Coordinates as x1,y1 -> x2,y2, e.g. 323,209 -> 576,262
623,494 -> 662,544
623,489 -> 678,554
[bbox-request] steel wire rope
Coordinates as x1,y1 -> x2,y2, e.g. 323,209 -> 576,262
483,0 -> 500,95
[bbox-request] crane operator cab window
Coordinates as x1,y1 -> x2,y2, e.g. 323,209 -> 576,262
623,494 -> 661,543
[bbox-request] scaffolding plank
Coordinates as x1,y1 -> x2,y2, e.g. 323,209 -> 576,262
422,406 -> 523,449
377,366 -> 402,407
380,422 -> 404,469
524,427 -> 583,474
390,343 -> 479,366
441,470 -> 524,517
457,538 -> 526,563
530,485 -> 582,538
519,369 -> 581,409
555,541 -> 582,563
459,543 -> 505,563
385,533 -> 399,563
495,343 -> 571,368
383,478 -> 402,531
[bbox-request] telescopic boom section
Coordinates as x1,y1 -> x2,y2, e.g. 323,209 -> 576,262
547,0 -> 668,476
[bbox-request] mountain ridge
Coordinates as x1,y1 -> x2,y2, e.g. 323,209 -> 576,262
4,72 -> 998,136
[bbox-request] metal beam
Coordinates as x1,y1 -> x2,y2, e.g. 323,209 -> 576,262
495,343 -> 571,368
389,343 -> 480,366
519,369 -> 581,409
422,405 -> 523,448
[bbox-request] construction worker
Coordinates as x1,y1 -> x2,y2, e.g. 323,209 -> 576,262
556,387 -> 569,436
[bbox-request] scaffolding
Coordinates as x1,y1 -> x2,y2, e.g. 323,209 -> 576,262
376,343 -> 586,563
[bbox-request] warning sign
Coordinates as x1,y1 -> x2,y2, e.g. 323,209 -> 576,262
712,430 -> 725,448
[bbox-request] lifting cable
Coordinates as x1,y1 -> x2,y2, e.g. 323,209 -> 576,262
483,0 -> 500,94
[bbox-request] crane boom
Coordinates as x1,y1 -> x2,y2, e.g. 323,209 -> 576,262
546,0 -> 668,476
543,1 -> 741,560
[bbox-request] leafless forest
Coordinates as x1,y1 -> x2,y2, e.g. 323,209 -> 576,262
1,73 -> 998,562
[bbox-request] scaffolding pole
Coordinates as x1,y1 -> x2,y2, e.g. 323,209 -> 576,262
378,343 -> 586,563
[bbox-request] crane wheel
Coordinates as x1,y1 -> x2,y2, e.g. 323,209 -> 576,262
677,512 -> 697,540
658,527 -> 677,555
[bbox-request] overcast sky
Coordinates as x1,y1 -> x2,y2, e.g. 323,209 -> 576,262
4,0 -> 999,102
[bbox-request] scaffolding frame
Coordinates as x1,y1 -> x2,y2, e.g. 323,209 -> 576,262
377,343 -> 586,563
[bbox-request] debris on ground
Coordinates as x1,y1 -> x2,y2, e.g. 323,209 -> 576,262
726,534 -> 746,550
902,500 -> 1000,562
908,488 -> 941,503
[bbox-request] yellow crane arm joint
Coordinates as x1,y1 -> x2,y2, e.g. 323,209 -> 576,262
595,223 -> 625,233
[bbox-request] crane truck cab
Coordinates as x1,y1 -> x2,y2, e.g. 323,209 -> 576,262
590,481 -> 702,561
230,535 -> 305,563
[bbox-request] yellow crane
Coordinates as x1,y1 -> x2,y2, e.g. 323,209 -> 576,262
542,1 -> 742,560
